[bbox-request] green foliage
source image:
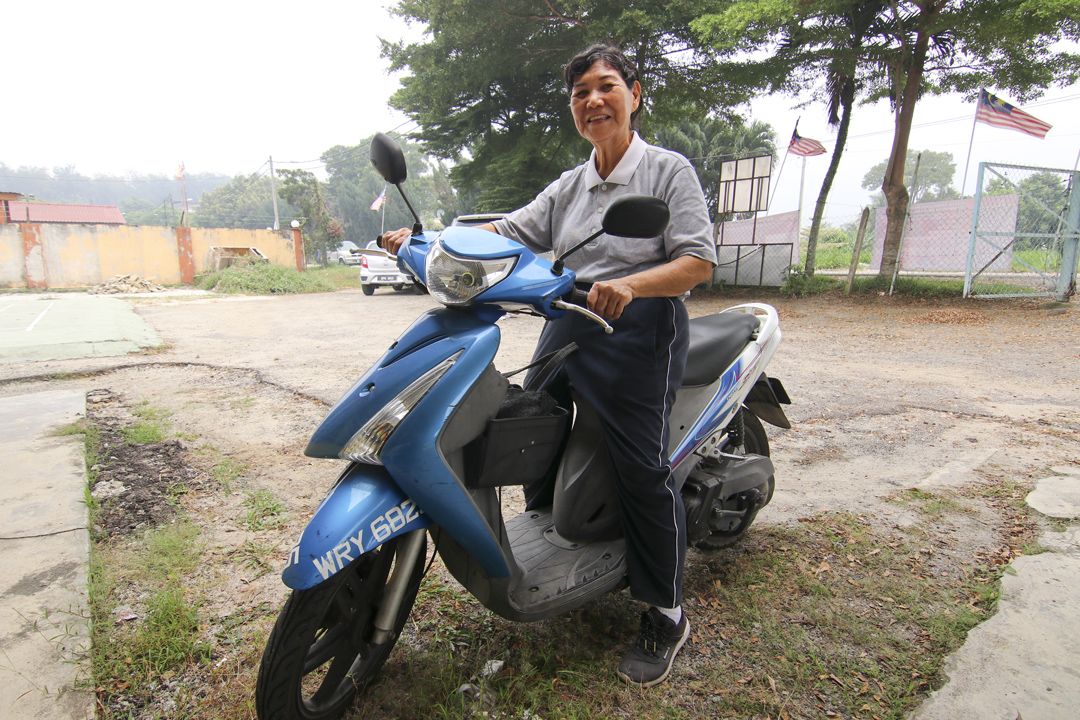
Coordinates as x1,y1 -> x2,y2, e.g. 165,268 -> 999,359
693,0 -> 1080,277
384,0 -> 744,210
195,262 -> 336,294
781,267 -> 840,296
244,490 -> 285,531
91,521 -> 209,703
862,150 -> 960,205
321,137 -> 464,239
987,171 -> 1072,243
850,274 -> 966,298
193,173 -> 296,229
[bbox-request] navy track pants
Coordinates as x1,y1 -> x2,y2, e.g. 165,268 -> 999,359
525,296 -> 689,608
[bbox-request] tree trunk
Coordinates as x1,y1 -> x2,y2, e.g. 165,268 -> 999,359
806,79 -> 855,277
879,3 -> 939,278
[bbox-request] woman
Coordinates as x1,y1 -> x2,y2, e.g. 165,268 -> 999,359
384,44 -> 715,688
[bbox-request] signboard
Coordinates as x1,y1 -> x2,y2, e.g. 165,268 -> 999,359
718,155 -> 772,214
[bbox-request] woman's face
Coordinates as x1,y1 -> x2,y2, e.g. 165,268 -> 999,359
569,61 -> 641,149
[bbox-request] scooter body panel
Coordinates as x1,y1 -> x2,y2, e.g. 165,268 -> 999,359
282,463 -> 430,590
304,306 -> 513,580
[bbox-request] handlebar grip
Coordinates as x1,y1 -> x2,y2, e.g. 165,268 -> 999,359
375,234 -> 384,249
570,288 -> 589,306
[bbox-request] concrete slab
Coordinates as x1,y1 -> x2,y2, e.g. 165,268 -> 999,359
913,469 -> 1080,720
0,389 -> 93,719
1026,472 -> 1080,520
912,552 -> 1080,720
0,293 -> 161,363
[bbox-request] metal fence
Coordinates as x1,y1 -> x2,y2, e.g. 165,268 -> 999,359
965,162 -> 1080,299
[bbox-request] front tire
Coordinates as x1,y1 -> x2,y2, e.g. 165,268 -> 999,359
255,533 -> 426,720
695,410 -> 773,551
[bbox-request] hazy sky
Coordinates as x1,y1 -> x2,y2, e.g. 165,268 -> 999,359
4,1 -> 1078,226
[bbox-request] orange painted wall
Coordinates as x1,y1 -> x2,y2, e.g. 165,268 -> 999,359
0,224 -> 298,288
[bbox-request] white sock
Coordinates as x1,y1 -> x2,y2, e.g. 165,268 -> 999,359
654,605 -> 683,624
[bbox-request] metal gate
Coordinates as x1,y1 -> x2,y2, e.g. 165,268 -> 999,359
965,162 -> 1080,299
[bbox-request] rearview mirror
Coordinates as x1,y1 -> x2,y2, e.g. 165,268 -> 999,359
601,195 -> 669,238
370,133 -> 408,185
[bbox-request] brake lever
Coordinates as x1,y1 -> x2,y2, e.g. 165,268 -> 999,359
552,299 -> 614,334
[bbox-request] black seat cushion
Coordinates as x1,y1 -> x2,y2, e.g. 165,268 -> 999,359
683,313 -> 760,386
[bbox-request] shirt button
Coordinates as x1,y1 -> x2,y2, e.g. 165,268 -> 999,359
601,184 -> 608,191
597,207 -> 604,214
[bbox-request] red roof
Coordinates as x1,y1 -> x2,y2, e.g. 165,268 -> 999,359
6,201 -> 125,225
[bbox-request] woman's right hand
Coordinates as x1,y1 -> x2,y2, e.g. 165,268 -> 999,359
380,227 -> 412,256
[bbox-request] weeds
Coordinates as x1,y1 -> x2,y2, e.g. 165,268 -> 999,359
196,263 -> 336,294
211,457 -> 246,492
781,267 -> 840,297
122,402 -> 171,445
90,521 -> 209,711
244,490 -> 285,530
239,540 -> 276,577
54,419 -> 102,484
891,488 -> 967,517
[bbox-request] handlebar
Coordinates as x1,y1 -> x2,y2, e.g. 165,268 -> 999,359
552,294 -> 613,334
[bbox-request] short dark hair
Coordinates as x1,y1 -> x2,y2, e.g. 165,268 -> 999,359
563,44 -> 642,126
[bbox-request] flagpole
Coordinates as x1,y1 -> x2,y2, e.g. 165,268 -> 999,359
960,96 -> 980,197
380,183 -> 388,235
797,157 -> 806,225
767,149 -> 789,213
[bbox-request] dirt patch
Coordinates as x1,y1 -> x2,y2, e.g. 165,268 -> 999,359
906,308 -> 990,325
86,388 -> 201,536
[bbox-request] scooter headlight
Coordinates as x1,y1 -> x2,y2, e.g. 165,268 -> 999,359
425,241 -> 516,305
340,352 -> 461,464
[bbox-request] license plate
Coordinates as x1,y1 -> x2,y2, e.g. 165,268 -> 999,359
377,275 -> 395,282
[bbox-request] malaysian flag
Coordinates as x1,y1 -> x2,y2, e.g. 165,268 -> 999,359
789,128 -> 827,157
975,89 -> 1051,139
369,188 -> 386,211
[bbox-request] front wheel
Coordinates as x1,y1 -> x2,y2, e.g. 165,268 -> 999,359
256,532 -> 427,720
695,410 -> 773,551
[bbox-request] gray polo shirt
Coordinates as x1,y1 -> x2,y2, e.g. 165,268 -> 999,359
492,133 -> 716,284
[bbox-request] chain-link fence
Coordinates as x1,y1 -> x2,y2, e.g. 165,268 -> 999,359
796,164 -> 1080,301
965,162 -> 1079,299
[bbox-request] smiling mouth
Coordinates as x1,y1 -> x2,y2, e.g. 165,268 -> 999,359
587,115 -> 611,124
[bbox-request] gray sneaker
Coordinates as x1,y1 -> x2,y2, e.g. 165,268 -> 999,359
616,608 -> 690,687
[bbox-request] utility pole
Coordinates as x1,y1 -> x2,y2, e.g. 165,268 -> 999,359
269,155 -> 281,231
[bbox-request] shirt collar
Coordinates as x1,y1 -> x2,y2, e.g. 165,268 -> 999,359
584,132 -> 648,189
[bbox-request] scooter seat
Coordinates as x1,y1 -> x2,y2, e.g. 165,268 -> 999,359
683,313 -> 760,386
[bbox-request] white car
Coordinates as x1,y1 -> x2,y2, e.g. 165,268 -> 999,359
360,241 -> 414,295
328,241 -> 362,266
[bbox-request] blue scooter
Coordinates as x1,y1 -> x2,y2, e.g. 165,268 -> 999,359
255,134 -> 792,720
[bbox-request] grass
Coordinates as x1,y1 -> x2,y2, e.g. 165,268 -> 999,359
122,402 -> 171,445
781,267 -> 841,297
54,419 -> 102,484
196,261 -> 337,294
351,512 -> 1014,720
211,457 -> 246,492
244,489 -> 285,530
90,521 -> 210,710
890,488 -> 968,518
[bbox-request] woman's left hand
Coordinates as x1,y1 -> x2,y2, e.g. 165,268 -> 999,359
587,280 -> 634,321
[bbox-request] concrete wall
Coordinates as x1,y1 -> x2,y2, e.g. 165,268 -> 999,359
0,223 -> 301,289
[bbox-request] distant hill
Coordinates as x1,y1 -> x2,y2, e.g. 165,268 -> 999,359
0,163 -> 231,217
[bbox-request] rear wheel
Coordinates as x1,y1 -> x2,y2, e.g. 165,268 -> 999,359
361,284 -> 375,296
695,410 -> 773,551
255,533 -> 426,720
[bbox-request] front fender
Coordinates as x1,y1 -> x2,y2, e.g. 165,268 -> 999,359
282,463 -> 430,590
